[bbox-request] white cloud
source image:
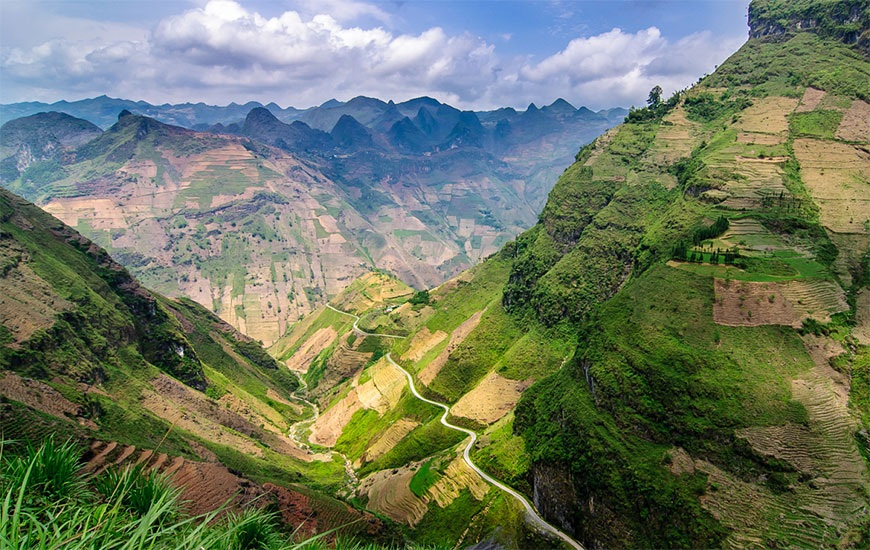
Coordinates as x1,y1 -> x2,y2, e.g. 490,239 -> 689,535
0,0 -> 743,110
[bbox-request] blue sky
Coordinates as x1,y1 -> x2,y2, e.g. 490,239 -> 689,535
0,0 -> 751,110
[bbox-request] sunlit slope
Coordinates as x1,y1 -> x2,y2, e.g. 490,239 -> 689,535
0,188 -> 391,541
273,1 -> 870,546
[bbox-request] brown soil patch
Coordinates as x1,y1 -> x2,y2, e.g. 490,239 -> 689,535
854,289 -> 870,346
216,387 -> 286,434
793,138 -> 870,234
0,245 -> 71,344
736,131 -> 785,145
322,333 -> 373,387
358,464 -> 429,526
284,327 -> 338,373
736,96 -> 799,135
835,99 -> 870,142
426,456 -> 490,508
667,447 -> 695,476
796,87 -> 826,112
451,372 -> 531,425
0,371 -> 97,429
401,327 -> 448,362
361,419 -> 420,463
140,386 -> 264,458
310,390 -> 363,447
419,308 -> 486,385
713,279 -> 799,327
82,438 -> 377,540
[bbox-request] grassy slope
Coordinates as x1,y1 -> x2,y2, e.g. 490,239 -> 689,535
0,188 -> 357,499
292,4 -> 870,546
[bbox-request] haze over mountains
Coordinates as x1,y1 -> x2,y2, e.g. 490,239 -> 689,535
0,95 -> 625,345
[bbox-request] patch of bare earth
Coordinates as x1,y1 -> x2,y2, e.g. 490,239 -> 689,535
793,138 -> 870,234
451,372 -> 531,425
361,419 -> 419,463
713,278 -> 849,328
835,99 -> 870,142
310,390 -> 362,447
358,464 -> 429,526
284,327 -> 338,373
147,375 -> 309,460
0,371 -> 96,429
736,96 -> 799,135
713,279 -> 800,327
419,308 -> 486,385
795,88 -> 826,112
401,327 -> 448,362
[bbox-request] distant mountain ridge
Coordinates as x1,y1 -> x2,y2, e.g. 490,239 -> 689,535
0,94 -> 626,136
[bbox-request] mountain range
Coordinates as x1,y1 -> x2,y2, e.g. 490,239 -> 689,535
0,97 -> 625,346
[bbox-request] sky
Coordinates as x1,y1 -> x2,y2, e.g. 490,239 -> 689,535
0,0 -> 751,111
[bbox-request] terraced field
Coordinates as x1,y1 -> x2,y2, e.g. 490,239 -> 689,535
80,439 -> 383,540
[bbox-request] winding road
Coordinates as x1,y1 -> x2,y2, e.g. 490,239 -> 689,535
325,303 -> 585,550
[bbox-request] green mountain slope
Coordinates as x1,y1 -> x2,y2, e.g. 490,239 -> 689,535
0,187 -> 398,542
273,1 -> 870,547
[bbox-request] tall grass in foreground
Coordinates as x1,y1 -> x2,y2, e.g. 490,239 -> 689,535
0,438 -> 444,550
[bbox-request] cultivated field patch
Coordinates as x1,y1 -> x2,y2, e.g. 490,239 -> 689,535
419,308 -> 486,385
795,87 -> 826,112
793,138 -> 870,233
284,327 -> 338,373
835,99 -> 870,142
451,372 -> 531,425
361,419 -> 420,463
736,96 -> 799,135
713,278 -> 800,327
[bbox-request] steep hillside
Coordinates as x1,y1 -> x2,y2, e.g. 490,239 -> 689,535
273,1 -> 870,547
0,187 -> 403,541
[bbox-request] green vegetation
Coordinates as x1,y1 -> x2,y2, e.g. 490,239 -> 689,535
0,438 -> 439,550
408,289 -> 430,305
788,109 -> 844,138
409,459 -> 442,497
683,92 -> 752,123
702,31 -> 870,100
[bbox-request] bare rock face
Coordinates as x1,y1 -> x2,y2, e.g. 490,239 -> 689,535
748,0 -> 869,52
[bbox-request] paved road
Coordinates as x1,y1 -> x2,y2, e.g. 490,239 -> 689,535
325,303 -> 585,549
326,304 -> 407,339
